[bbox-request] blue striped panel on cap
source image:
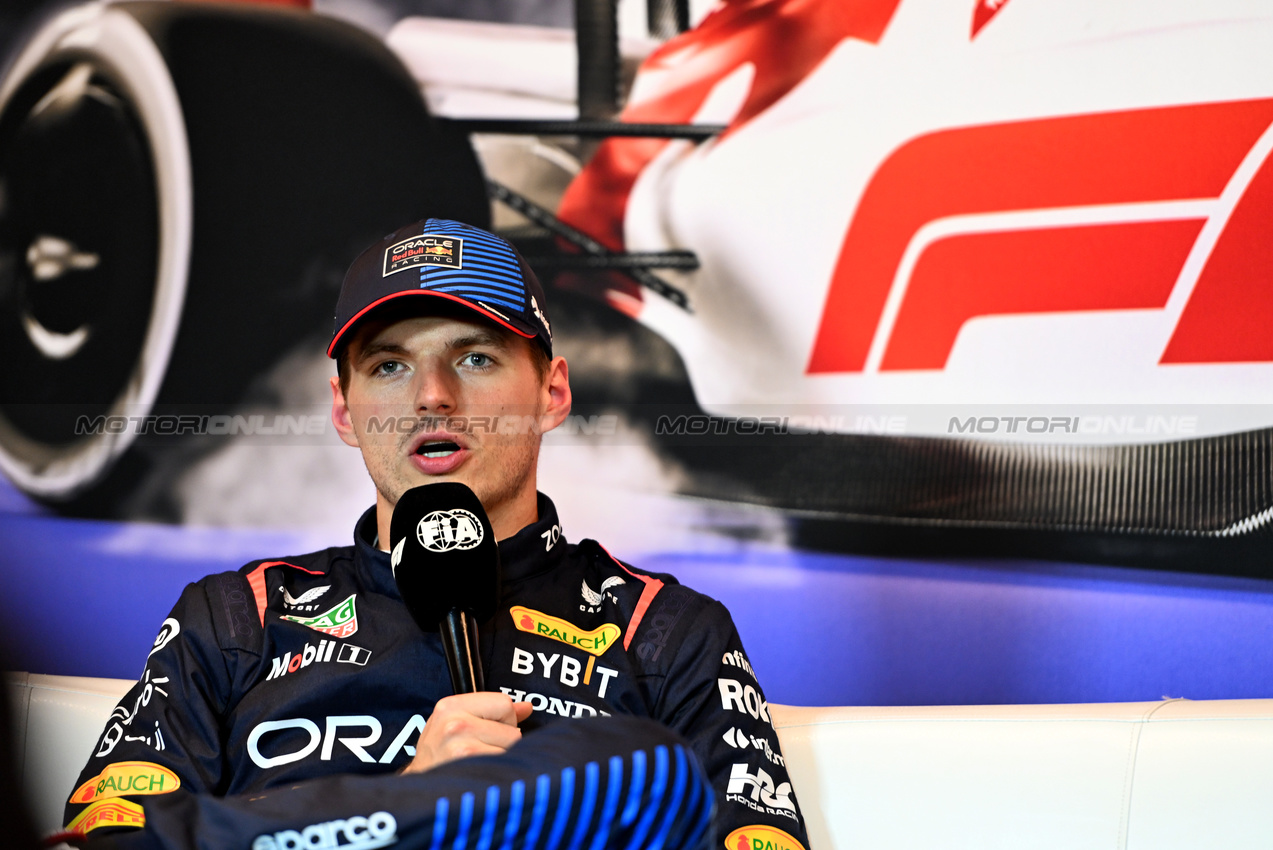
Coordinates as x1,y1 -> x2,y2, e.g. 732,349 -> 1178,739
418,220 -> 526,314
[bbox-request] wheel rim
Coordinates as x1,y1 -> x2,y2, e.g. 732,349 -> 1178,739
0,4 -> 192,499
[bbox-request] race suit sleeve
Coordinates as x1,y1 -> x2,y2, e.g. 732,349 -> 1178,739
654,593 -> 811,850
83,716 -> 714,850
62,573 -> 255,840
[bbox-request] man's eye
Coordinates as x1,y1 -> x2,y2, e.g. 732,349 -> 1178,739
373,360 -> 404,376
462,353 -> 493,368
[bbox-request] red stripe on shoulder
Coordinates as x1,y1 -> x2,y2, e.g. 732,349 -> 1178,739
245,560 -> 323,626
596,544 -> 664,650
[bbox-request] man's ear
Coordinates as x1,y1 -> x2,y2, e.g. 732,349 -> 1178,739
330,375 -> 360,448
539,356 -> 572,434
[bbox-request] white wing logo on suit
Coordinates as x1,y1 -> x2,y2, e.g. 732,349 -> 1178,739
579,576 -> 625,613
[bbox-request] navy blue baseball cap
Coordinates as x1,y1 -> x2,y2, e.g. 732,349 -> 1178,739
329,218 -> 553,358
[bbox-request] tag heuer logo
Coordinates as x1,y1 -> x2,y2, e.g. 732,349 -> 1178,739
383,234 -> 463,276
281,594 -> 358,638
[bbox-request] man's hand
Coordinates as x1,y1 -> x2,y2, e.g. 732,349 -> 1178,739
401,692 -> 534,774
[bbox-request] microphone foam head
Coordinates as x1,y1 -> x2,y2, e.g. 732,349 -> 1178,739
389,482 -> 501,630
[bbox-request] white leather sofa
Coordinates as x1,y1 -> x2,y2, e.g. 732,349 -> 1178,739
9,673 -> 1273,848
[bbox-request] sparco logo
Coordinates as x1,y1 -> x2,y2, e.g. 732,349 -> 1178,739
417,509 -> 483,552
634,592 -> 688,663
252,811 -> 397,850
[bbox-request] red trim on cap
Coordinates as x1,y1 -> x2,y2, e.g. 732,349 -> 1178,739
595,543 -> 665,650
246,560 -> 324,626
328,291 -> 537,357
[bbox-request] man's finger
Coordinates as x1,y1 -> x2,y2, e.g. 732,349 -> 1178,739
434,691 -> 522,725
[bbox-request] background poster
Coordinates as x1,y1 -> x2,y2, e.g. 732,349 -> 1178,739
2,0 -> 1273,705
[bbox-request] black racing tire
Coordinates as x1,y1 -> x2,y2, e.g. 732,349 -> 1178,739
0,1 -> 488,515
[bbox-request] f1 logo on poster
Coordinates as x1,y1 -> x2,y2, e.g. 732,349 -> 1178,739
559,0 -> 1273,435
805,99 -> 1273,375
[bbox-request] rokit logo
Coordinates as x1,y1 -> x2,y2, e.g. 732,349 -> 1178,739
726,763 -> 799,821
510,647 -> 619,697
253,811 -> 398,850
267,640 -> 372,680
719,678 -> 771,724
721,727 -> 785,767
248,715 -> 425,769
281,584 -> 331,612
634,592 -> 688,663
579,576 -> 625,613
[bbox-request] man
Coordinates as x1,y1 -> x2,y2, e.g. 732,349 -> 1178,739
63,219 -> 809,850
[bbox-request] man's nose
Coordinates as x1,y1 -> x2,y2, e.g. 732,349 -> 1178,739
414,363 -> 457,413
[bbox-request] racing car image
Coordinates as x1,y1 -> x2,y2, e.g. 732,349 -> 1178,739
1,0 -> 1272,571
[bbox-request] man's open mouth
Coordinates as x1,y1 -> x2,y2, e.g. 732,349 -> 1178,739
416,440 -> 460,458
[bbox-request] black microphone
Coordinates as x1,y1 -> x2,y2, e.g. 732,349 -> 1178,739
389,483 -> 501,693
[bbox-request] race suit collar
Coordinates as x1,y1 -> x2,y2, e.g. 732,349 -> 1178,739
351,493 -> 568,591
498,492 -> 568,583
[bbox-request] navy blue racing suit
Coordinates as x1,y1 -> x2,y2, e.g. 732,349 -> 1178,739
64,496 -> 809,850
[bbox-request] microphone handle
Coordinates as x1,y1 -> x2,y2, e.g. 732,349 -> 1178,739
440,607 -> 484,693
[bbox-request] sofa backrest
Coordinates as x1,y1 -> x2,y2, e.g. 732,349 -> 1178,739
8,673 -> 1273,848
772,699 -> 1273,850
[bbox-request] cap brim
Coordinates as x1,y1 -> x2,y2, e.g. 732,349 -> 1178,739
327,289 -> 538,358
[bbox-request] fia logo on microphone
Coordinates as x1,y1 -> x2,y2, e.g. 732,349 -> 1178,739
417,509 -> 484,552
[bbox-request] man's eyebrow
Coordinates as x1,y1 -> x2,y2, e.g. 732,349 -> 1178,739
353,341 -> 410,365
354,330 -> 512,364
448,330 -> 512,350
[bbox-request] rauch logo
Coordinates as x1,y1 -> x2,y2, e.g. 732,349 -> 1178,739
510,606 -> 620,656
724,825 -> 806,850
70,761 -> 179,804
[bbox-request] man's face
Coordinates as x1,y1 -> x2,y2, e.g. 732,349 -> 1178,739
330,312 -> 570,539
